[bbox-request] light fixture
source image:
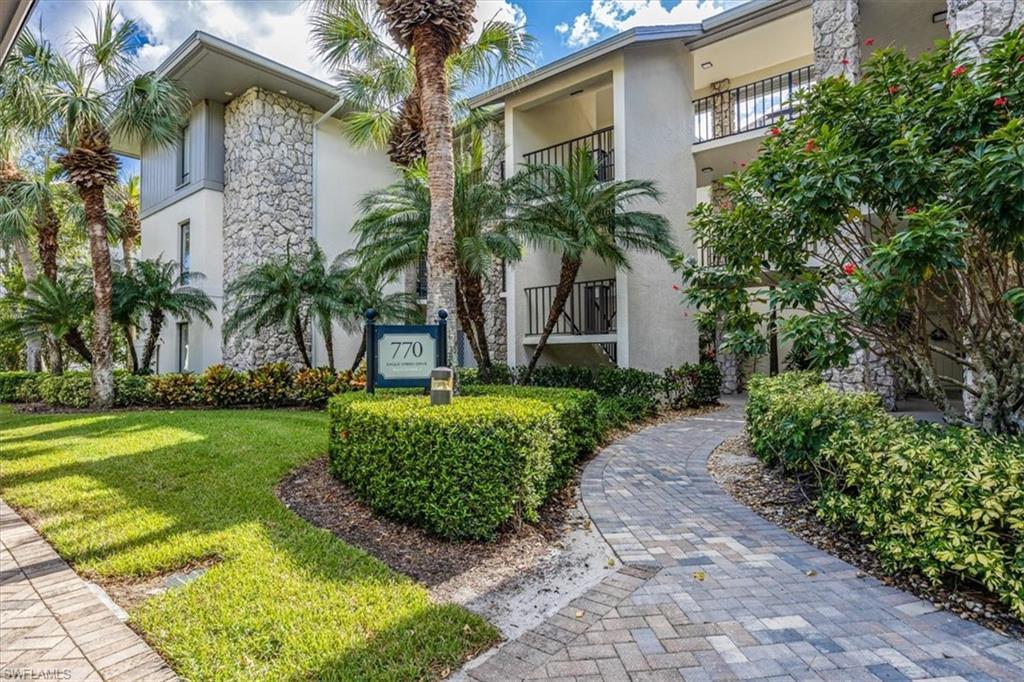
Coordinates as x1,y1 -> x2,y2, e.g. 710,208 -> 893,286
700,61 -> 713,70
700,166 -> 713,173
279,89 -> 288,95
224,91 -> 233,97
570,88 -> 584,96
932,10 -> 947,23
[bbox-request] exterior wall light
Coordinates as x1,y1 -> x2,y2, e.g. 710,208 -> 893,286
701,61 -> 713,69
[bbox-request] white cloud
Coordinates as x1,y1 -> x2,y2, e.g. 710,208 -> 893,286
558,0 -> 747,48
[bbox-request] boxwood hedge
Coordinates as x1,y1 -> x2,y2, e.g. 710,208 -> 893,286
0,371 -> 37,402
328,394 -> 561,540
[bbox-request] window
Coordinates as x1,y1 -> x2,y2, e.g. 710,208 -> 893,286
179,220 -> 190,283
177,322 -> 190,372
177,123 -> 190,186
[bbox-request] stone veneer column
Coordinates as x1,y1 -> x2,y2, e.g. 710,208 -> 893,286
222,88 -> 314,369
480,118 -> 508,365
948,0 -> 1024,61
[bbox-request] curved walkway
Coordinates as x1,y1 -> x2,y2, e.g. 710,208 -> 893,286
467,400 -> 1024,681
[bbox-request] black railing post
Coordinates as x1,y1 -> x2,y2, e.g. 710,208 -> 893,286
365,308 -> 377,394
436,309 -> 448,367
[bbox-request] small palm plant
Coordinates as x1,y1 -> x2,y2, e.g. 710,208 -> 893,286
116,258 -> 215,373
508,148 -> 675,377
1,274 -> 94,366
0,7 -> 190,405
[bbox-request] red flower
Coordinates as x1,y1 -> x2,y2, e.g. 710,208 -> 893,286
770,127 -> 781,137
951,65 -> 967,78
740,162 -> 746,168
672,284 -> 680,291
840,58 -> 850,66
1019,56 -> 1024,62
888,85 -> 900,95
905,206 -> 919,214
804,138 -> 817,152
864,38 -> 875,46
842,262 -> 857,276
994,96 -> 1008,107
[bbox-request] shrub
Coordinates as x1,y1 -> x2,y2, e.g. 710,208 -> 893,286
150,373 -> 202,407
14,375 -> 42,403
818,417 -> 1024,618
458,363 -> 514,386
293,368 -> 352,407
0,371 -> 38,402
518,365 -> 594,390
114,373 -> 153,407
37,373 -> 91,408
746,372 -> 882,471
664,363 -> 722,409
594,367 -> 664,422
201,364 -> 248,407
461,384 -> 601,493
328,394 -> 559,541
248,363 -> 294,407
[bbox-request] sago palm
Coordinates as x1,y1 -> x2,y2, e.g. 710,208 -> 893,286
0,8 -> 190,406
117,258 -> 214,373
354,137 -> 518,373
1,274 -> 93,365
508,148 -> 675,376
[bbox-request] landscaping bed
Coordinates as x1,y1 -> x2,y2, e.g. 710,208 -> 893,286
709,433 -> 1024,640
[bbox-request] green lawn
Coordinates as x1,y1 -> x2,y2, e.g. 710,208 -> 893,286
0,407 -> 497,680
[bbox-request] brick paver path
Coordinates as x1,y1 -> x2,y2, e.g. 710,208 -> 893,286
467,400 -> 1024,681
0,500 -> 176,681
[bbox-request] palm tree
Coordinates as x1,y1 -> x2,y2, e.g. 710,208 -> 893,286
1,274 -> 93,365
314,0 -> 481,363
508,148 -> 675,377
353,137 -> 518,374
117,258 -> 214,373
108,175 -> 140,273
0,9 -> 190,406
301,243 -> 354,372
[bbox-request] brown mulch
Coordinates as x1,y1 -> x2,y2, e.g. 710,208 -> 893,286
708,434 -> 1024,640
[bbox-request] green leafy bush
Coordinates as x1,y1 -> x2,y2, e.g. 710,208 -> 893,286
37,373 -> 91,408
746,372 -> 882,471
248,363 -> 294,407
0,371 -> 38,402
594,367 -> 665,421
818,416 -> 1024,618
150,373 -> 202,407
328,394 -> 559,541
14,375 -> 42,403
458,363 -> 514,386
461,384 -> 601,494
293,367 -> 352,407
517,365 -> 594,389
664,363 -> 722,409
201,364 -> 248,407
114,374 -> 154,407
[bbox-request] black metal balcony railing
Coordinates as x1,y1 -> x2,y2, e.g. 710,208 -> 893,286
522,126 -> 614,183
525,278 -> 616,337
693,65 -> 815,143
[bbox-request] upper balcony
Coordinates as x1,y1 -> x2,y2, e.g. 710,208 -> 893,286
522,126 -> 615,183
693,64 -> 815,145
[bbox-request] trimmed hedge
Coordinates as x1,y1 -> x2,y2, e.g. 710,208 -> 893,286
0,372 -> 37,402
328,394 -> 560,540
747,373 -> 1024,619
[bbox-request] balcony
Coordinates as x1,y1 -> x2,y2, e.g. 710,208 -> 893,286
693,65 -> 815,144
525,277 -> 617,362
522,127 -> 615,182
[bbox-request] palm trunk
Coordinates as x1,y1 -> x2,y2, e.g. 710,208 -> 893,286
414,25 -> 459,366
36,201 -> 59,281
292,315 -> 312,368
11,238 -> 43,371
462,271 -> 493,375
123,324 -> 139,374
525,255 -> 581,377
351,333 -> 366,373
78,183 -> 116,407
322,321 -> 336,372
140,309 -> 164,372
65,327 -> 93,365
455,281 -> 483,371
47,338 -> 64,374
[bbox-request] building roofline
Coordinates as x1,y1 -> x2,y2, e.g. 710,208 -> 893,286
1,0 -> 38,64
467,0 -> 809,108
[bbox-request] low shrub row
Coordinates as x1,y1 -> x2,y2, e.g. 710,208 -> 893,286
746,373 -> 1024,618
5,364 -> 357,409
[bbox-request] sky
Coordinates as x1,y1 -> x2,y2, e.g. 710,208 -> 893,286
25,0 -> 747,176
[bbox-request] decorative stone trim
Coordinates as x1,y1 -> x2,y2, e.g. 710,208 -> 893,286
948,0 -> 1024,62
812,0 -> 860,80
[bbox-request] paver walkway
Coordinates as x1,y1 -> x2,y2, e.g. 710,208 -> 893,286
0,500 -> 176,681
467,400 -> 1024,681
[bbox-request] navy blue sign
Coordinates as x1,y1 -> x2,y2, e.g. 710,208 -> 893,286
365,309 -> 448,391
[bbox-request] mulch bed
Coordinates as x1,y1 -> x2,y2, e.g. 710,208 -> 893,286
708,434 -> 1024,640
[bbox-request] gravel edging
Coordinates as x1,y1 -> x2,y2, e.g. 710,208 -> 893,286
708,433 -> 1024,641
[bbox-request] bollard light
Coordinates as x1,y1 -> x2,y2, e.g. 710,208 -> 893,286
430,367 -> 454,405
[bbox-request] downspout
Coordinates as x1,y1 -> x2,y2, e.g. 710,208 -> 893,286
310,99 -> 345,369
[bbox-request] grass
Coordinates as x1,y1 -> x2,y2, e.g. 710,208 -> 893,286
0,406 -> 498,680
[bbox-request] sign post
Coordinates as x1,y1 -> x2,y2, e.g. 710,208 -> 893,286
365,308 -> 449,394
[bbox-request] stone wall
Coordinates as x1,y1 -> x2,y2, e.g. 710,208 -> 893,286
948,0 -> 1024,61
222,88 -> 314,369
481,118 -> 508,365
811,0 -> 861,80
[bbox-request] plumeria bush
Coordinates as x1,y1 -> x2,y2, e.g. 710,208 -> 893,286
677,31 -> 1024,433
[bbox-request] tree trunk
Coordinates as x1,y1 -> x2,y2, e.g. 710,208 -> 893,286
350,332 -> 366,373
292,314 -> 312,368
47,338 -> 64,374
322,322 -> 336,372
36,201 -> 59,282
414,25 -> 459,366
76,184 -> 116,406
455,281 -> 483,371
140,309 -> 164,372
525,255 -> 582,377
65,327 -> 93,365
123,324 -> 139,374
461,269 -> 493,376
11,238 -> 43,371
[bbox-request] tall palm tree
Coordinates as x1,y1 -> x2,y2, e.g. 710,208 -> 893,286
353,138 -> 519,374
508,148 -> 675,377
1,274 -> 93,365
117,258 -> 214,373
108,175 -> 140,273
0,9 -> 190,406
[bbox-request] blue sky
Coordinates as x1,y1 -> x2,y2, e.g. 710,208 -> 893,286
27,0 -> 747,177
